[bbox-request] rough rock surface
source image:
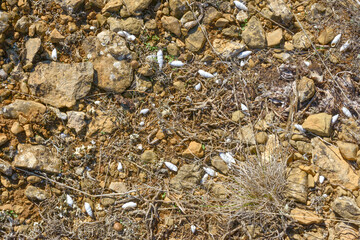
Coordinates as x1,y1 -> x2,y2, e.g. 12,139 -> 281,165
242,17 -> 267,49
67,111 -> 87,133
290,208 -> 323,225
212,39 -> 245,58
331,197 -> 360,223
93,55 -> 132,93
182,141 -> 204,159
312,138 -> 359,191
25,186 -> 50,201
13,144 -> 62,174
2,100 -> 46,119
286,167 -> 308,203
170,164 -> 202,190
28,62 -> 94,108
302,113 -> 331,137
185,26 -> 206,52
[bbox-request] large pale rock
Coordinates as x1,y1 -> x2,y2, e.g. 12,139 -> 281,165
238,125 -> 256,145
202,6 -> 222,25
212,39 -> 246,58
107,17 -> 143,35
170,164 -> 202,190
298,76 -> 315,103
337,141 -> 358,161
28,62 -> 93,108
25,186 -> 50,201
161,16 -> 181,37
66,111 -> 87,133
266,28 -> 283,47
268,0 -> 293,26
83,30 -> 131,60
331,197 -> 360,224
302,113 -> 331,137
25,38 -> 41,64
2,100 -> 46,119
185,26 -> 206,52
312,137 -> 359,191
0,11 -> 10,33
13,144 -> 62,174
93,55 -> 132,93
109,182 -> 127,193
286,167 -> 307,203
123,0 -> 152,15
242,17 -> 267,49
293,30 -> 314,50
0,159 -> 12,176
102,0 -> 122,12
87,112 -> 117,137
317,27 -> 336,45
290,208 -> 322,225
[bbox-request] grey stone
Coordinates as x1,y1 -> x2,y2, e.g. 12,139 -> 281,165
332,197 -> 360,224
293,30 -> 314,50
28,62 -> 93,108
0,159 -> 12,176
109,182 -> 128,193
161,16 -> 181,37
2,100 -> 46,119
107,17 -> 143,35
0,11 -> 10,34
212,39 -> 245,58
211,156 -> 229,175
122,0 -> 152,15
25,186 -> 50,201
13,144 -> 62,174
268,0 -> 293,26
169,0 -> 189,19
140,150 -> 158,163
14,16 -> 30,33
67,111 -> 87,133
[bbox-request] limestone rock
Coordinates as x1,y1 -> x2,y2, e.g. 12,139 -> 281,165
101,197 -> 115,207
268,0 -> 293,26
238,125 -> 256,145
202,7 -> 222,25
298,77 -> 315,103
333,222 -> 359,240
93,55 -> 132,93
25,186 -> 50,201
255,132 -> 268,144
2,100 -> 46,119
87,112 -> 117,137
286,167 -> 308,203
66,111 -> 87,133
182,141 -> 204,159
293,30 -> 314,50
122,0 -> 152,15
102,0 -> 122,12
14,16 -> 30,33
49,29 -> 65,43
107,17 -> 143,35
59,0 -> 84,13
185,26 -> 206,52
232,110 -> 245,122
212,39 -> 246,58
290,208 -> 323,225
222,25 -> 240,38
317,27 -> 336,45
169,0 -> 189,19
94,30 -> 131,59
331,197 -> 360,223
28,62 -> 93,108
0,134 -> 8,146
339,119 -> 360,143
0,11 -> 10,34
11,122 -> 24,135
242,17 -> 267,49
211,156 -> 229,175
266,28 -> 283,47
161,16 -> 181,37
337,141 -> 358,161
312,137 -> 359,191
302,113 -> 331,137
170,164 -> 202,190
215,18 -> 229,28
25,38 -> 41,64
211,183 -> 228,199
0,159 -> 12,176
141,150 -> 158,163
14,144 -> 62,173
109,182 -> 128,193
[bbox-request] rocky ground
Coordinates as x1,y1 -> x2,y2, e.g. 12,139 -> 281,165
0,0 -> 359,239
